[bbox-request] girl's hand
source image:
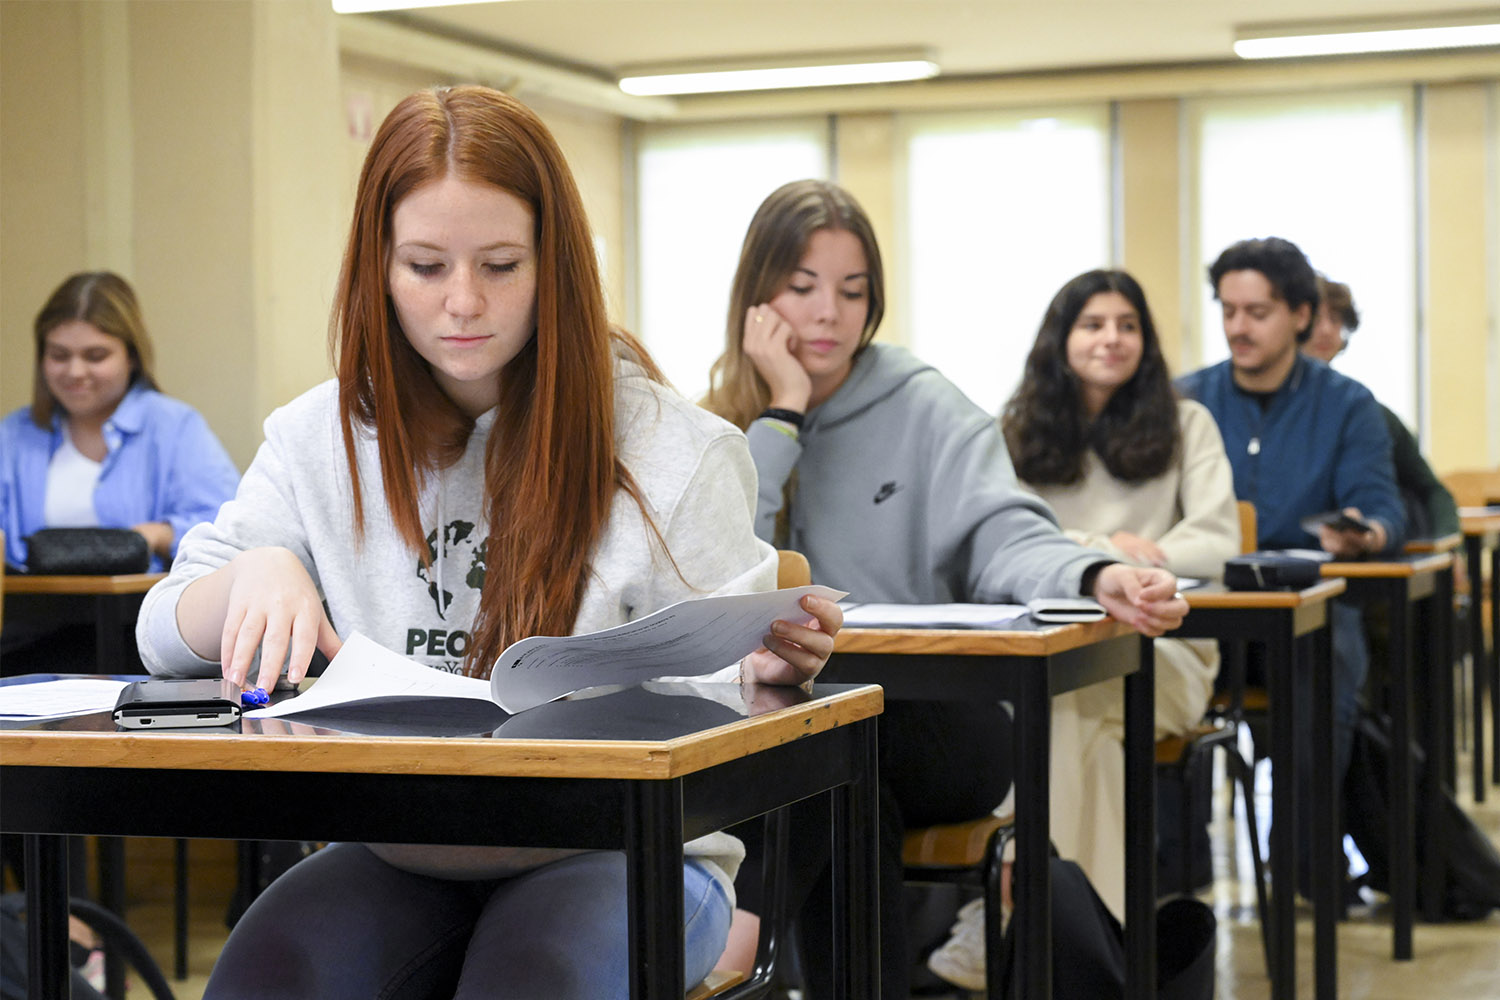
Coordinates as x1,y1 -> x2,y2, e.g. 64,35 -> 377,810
742,305 -> 812,414
1108,530 -> 1166,567
1090,564 -> 1187,637
743,594 -> 843,686
131,521 -> 174,562
219,547 -> 342,692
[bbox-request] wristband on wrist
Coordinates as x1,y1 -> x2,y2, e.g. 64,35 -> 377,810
759,407 -> 805,429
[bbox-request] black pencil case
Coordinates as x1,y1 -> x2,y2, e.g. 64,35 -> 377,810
1223,554 -> 1321,591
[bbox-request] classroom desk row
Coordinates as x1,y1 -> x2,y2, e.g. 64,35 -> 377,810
1456,508 -> 1500,803
0,547 -> 1468,1000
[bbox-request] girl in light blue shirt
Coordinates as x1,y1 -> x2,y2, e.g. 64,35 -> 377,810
1,271 -> 240,572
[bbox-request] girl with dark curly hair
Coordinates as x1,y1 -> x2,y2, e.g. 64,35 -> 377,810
994,268 -> 1239,919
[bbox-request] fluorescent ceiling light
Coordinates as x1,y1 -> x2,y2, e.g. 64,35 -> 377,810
1235,21 -> 1500,59
619,57 -> 939,97
332,0 -> 507,13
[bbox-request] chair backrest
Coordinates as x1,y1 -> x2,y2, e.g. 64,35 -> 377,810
777,549 -> 811,589
1442,468 -> 1500,508
1236,501 -> 1257,554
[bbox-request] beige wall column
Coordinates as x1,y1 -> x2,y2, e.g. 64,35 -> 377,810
1423,82 -> 1496,472
1117,98 -> 1185,373
834,112 -> 903,345
1,1 -> 95,408
251,0 -> 344,433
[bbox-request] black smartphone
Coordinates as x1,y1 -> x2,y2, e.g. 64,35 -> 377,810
112,677 -> 242,729
1300,511 -> 1373,536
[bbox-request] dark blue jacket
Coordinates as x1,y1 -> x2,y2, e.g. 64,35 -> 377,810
1176,356 -> 1404,553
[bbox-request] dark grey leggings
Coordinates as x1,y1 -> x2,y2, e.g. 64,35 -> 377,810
203,843 -> 731,999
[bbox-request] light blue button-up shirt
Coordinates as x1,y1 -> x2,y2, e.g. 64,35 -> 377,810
2,382 -> 241,571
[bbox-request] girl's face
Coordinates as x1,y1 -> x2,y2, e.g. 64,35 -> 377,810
42,320 -> 134,424
767,228 -> 870,407
387,173 -> 539,419
1065,291 -> 1144,414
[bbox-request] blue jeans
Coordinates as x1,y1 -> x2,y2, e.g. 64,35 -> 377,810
203,844 -> 731,999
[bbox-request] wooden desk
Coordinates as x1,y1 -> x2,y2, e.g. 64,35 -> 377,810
1,680 -> 884,1000
1319,552 -> 1455,956
1459,508 -> 1500,801
826,618 -> 1155,1000
1172,579 -> 1345,1000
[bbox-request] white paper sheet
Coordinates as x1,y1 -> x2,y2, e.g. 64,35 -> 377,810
245,631 -> 493,720
0,679 -> 130,720
838,602 -> 1028,630
490,585 -> 845,711
248,585 -> 846,719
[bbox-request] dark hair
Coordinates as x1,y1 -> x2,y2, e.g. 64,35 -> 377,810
1208,236 -> 1320,343
32,271 -> 161,427
1316,274 -> 1360,333
1002,269 -> 1179,485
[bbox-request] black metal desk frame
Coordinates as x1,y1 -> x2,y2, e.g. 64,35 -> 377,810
823,629 -> 1156,1000
3,710 -> 880,1000
1170,594 -> 1336,1000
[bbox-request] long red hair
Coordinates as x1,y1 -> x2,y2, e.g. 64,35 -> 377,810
332,86 -> 654,677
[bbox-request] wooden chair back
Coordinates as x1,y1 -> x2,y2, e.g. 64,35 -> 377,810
1443,468 -> 1500,508
777,549 -> 811,589
1236,500 -> 1257,554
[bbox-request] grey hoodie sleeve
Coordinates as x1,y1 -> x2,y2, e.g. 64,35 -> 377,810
931,418 -> 1108,603
745,418 -> 803,544
136,405 -> 321,677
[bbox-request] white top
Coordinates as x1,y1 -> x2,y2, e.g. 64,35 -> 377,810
42,431 -> 102,527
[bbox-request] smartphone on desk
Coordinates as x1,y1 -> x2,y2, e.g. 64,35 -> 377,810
113,677 -> 242,729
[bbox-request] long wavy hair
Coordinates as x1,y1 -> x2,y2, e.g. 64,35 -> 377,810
1002,269 -> 1179,485
332,85 -> 662,677
32,271 -> 161,427
701,179 -> 885,428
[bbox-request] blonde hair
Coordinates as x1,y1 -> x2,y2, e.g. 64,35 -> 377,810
32,271 -> 160,427
702,179 -> 884,428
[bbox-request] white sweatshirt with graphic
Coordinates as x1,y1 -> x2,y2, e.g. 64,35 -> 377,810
136,357 -> 776,893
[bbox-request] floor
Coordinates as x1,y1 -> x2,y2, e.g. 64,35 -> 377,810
109,690 -> 1500,1000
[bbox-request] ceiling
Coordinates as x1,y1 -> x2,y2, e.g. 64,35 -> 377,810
381,1 -> 1500,83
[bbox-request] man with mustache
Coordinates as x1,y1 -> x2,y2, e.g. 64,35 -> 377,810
1177,235 -> 1404,894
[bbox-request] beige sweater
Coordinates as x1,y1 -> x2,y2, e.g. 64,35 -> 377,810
1024,399 -> 1239,580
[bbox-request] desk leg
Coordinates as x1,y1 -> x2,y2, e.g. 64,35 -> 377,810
1265,628 -> 1297,1000
1013,664 -> 1053,1000
95,594 -> 126,677
1467,536 -> 1486,803
1310,628 -> 1338,1000
832,717 -> 880,999
1123,636 -> 1156,1000
626,780 -> 685,1000
1389,583 -> 1415,961
24,835 -> 69,1000
1489,545 -> 1499,787
1420,574 -> 1453,925
97,837 -> 127,998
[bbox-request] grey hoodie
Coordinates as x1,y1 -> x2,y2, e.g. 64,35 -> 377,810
746,343 -> 1104,603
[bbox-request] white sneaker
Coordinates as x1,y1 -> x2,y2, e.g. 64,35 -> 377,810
926,897 -> 989,991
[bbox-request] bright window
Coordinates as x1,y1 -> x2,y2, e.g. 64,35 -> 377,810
899,107 -> 1113,416
1189,90 -> 1417,425
633,120 -> 829,399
